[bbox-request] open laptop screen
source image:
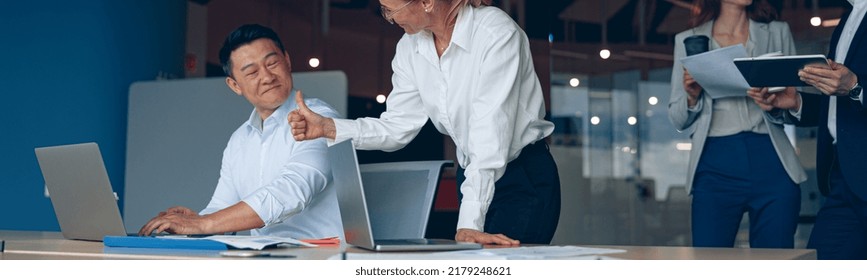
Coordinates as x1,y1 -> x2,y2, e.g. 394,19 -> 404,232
35,142 -> 128,241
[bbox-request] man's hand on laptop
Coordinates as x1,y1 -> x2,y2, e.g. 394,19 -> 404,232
138,206 -> 211,236
455,229 -> 520,246
157,206 -> 198,217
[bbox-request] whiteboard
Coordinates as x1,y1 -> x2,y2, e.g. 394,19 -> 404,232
123,71 -> 347,231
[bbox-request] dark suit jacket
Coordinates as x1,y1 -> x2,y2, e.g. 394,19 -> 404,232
795,8 -> 867,200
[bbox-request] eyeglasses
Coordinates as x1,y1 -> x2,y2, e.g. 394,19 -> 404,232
380,0 -> 416,24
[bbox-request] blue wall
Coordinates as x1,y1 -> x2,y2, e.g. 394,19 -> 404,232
0,1 -> 186,230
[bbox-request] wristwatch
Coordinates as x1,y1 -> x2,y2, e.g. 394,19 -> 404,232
849,81 -> 863,101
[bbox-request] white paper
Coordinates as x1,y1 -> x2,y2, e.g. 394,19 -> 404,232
680,44 -> 751,99
431,246 -> 626,260
157,235 -> 315,250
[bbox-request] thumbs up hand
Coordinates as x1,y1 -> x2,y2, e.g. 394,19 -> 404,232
288,90 -> 336,141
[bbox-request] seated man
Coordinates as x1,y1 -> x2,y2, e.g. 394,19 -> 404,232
138,24 -> 342,239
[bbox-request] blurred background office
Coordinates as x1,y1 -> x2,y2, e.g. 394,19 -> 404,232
1,0 -> 851,248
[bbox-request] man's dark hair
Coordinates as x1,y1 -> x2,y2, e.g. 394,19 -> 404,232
219,24 -> 287,77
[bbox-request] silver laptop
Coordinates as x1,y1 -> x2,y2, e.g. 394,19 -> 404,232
360,160 -> 452,240
35,142 -> 131,241
328,140 -> 481,251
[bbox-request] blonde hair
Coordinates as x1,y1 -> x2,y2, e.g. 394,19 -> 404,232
443,0 -> 492,24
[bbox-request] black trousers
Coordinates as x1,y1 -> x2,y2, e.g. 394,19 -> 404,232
808,149 -> 867,259
457,141 -> 561,244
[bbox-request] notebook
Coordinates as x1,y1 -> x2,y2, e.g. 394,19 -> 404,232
328,140 -> 481,252
35,142 -> 134,241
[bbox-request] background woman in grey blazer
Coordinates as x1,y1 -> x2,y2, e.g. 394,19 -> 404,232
669,0 -> 807,248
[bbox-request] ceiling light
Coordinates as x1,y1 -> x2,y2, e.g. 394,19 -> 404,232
599,49 -> 611,59
308,57 -> 321,68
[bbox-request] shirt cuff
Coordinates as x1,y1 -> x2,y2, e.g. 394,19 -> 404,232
241,191 -> 284,227
456,200 -> 489,232
330,118 -> 357,147
687,96 -> 703,112
859,88 -> 864,105
789,99 -> 803,120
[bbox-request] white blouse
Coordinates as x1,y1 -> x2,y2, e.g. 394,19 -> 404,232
332,5 -> 553,232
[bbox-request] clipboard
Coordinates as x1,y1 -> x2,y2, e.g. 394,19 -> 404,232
734,54 -> 829,87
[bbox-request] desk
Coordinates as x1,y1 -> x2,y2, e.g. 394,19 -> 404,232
0,231 -> 339,260
595,245 -> 815,260
0,231 -> 815,260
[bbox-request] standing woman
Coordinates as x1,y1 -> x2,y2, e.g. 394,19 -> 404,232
669,0 -> 806,248
289,0 -> 560,245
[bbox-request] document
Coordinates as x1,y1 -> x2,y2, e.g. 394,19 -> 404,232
104,235 -> 316,250
195,235 -> 316,250
680,44 -> 751,99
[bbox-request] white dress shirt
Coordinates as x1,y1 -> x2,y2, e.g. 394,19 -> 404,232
791,1 -> 865,139
828,0 -> 866,143
201,91 -> 343,239
332,5 -> 554,231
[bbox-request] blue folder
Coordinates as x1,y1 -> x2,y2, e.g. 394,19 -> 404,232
103,236 -> 228,250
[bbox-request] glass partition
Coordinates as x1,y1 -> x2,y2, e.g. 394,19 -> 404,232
550,62 -> 819,248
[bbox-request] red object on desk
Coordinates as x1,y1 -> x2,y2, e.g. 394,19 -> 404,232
300,237 -> 340,246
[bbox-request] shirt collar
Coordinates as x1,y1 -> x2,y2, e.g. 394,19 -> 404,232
246,89 -> 296,132
449,4 -> 474,52
248,109 -> 264,131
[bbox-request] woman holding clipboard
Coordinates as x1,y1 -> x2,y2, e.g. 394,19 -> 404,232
668,0 -> 806,248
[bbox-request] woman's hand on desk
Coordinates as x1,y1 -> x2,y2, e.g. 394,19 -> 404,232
455,229 -> 520,246
288,90 -> 337,141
